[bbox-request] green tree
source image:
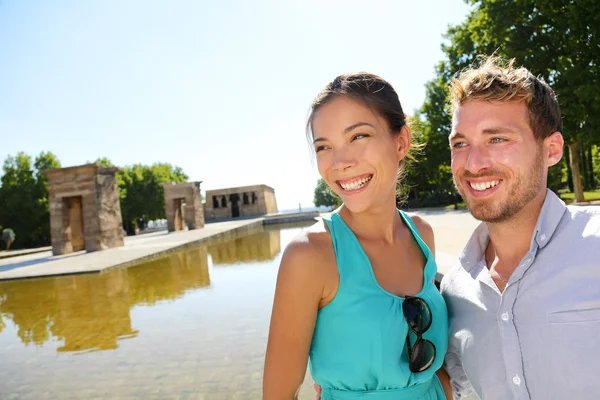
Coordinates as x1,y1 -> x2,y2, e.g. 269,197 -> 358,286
417,0 -> 599,202
0,152 -> 60,249
313,178 -> 342,209
405,79 -> 456,207
92,157 -> 115,168
119,163 -> 189,234
33,152 -> 62,245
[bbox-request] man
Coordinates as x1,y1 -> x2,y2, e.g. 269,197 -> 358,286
442,56 -> 600,399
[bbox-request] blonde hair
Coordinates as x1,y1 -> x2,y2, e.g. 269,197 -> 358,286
450,56 -> 562,140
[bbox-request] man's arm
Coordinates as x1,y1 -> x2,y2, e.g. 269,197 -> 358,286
444,347 -> 475,399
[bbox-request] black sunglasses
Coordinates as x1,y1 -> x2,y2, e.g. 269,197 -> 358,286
402,296 -> 436,373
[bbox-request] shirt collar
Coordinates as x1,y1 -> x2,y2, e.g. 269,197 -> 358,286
458,189 -> 567,272
533,189 -> 567,249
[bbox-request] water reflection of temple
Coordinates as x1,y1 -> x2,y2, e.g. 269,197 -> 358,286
0,246 -> 209,353
208,229 -> 281,265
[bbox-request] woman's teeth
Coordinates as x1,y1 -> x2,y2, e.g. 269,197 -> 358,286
340,176 -> 372,191
470,180 -> 500,191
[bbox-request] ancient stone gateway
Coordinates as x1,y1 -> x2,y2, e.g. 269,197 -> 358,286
44,164 -> 125,256
162,182 -> 205,232
204,184 -> 278,222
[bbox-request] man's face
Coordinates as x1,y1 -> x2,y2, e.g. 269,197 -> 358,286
449,99 -> 548,223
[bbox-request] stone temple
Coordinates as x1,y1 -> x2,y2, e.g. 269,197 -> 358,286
44,164 -> 124,255
204,184 -> 278,222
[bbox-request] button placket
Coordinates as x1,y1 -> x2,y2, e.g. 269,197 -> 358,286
499,285 -> 530,398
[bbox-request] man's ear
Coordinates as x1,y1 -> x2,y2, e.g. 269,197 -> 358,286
545,131 -> 564,167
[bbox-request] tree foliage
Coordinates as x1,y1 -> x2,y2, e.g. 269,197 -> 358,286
0,152 -> 190,249
0,151 -> 61,249
93,159 -> 189,234
313,178 -> 341,209
414,0 -> 599,204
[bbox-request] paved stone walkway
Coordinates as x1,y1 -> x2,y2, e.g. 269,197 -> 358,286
0,209 -> 479,282
0,218 -> 264,281
408,208 -> 481,275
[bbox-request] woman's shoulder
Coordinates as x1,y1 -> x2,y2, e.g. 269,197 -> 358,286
401,212 -> 435,252
279,219 -> 334,275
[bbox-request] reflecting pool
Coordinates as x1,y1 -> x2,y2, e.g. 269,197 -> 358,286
0,222 -> 316,400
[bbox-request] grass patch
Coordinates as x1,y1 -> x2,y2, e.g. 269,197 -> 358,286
559,190 -> 600,203
444,202 -> 466,210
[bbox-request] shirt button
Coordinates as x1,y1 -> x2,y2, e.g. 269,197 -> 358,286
513,375 -> 521,385
501,312 -> 510,321
540,233 -> 547,241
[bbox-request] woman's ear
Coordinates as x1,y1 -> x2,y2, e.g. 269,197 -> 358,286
396,125 -> 411,161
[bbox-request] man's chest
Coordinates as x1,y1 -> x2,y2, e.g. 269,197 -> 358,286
448,259 -> 600,398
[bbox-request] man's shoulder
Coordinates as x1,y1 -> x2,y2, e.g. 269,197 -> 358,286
564,205 -> 600,236
440,263 -> 468,295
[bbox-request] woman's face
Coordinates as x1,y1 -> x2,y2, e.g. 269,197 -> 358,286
311,96 -> 409,213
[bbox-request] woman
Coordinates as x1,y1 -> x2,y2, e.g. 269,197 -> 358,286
263,73 -> 451,399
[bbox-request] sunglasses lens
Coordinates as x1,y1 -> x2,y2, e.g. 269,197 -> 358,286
402,297 -> 432,334
410,339 -> 436,373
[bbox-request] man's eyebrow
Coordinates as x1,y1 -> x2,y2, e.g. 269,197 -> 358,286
343,122 -> 375,133
449,127 -> 518,141
481,127 -> 518,134
449,132 -> 465,141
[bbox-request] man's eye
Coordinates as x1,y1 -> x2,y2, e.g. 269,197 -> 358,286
491,137 -> 505,143
452,142 -> 466,149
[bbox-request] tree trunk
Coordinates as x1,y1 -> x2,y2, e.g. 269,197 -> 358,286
580,145 -> 589,190
6,240 -> 11,250
586,145 -> 594,189
569,142 -> 585,203
564,146 -> 574,192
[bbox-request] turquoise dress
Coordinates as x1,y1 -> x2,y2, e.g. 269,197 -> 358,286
309,210 -> 448,399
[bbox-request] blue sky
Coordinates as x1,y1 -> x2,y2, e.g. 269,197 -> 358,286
0,0 -> 470,210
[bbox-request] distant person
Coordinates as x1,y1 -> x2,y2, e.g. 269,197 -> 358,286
442,56 -> 600,398
263,73 -> 452,399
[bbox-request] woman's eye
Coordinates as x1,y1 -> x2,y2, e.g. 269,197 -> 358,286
352,134 -> 369,141
315,145 -> 328,153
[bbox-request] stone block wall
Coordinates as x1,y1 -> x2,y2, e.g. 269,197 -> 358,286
163,182 -> 205,232
204,184 -> 278,221
96,170 -> 125,250
45,164 -> 124,256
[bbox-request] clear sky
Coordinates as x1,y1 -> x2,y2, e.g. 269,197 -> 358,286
0,0 -> 470,211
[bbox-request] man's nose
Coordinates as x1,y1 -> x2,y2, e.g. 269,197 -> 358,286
465,145 -> 492,174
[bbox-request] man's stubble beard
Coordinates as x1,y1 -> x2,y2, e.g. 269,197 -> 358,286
454,147 -> 545,223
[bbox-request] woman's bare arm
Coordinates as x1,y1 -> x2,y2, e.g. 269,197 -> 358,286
436,368 -> 453,399
263,237 -> 325,399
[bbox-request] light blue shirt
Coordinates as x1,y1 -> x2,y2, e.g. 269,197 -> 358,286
441,190 -> 600,399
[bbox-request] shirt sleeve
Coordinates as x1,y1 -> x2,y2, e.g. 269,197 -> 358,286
440,271 -> 476,399
444,346 -> 475,399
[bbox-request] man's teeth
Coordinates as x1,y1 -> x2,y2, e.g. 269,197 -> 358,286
340,176 -> 372,191
470,180 -> 500,191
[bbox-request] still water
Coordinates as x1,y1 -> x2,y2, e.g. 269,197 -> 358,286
0,222 -> 316,400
